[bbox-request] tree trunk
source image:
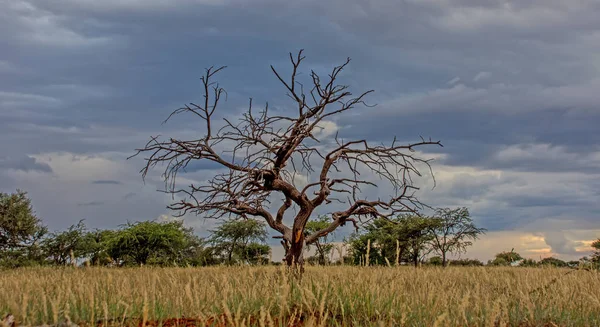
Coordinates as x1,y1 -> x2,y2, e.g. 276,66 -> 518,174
285,208 -> 311,273
228,238 -> 238,264
397,247 -> 406,266
285,238 -> 305,269
285,231 -> 306,276
412,247 -> 419,268
315,242 -> 326,265
442,252 -> 447,267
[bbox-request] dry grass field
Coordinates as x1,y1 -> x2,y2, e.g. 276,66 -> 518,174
0,266 -> 599,327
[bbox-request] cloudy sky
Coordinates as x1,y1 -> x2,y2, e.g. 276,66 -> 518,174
1,0 -> 599,262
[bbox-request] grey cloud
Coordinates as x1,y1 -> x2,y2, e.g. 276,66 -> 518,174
77,201 -> 105,206
0,155 -> 53,173
499,194 -> 591,208
122,192 -> 136,200
181,160 -> 224,172
543,231 -> 587,256
344,107 -> 600,173
92,180 -> 122,185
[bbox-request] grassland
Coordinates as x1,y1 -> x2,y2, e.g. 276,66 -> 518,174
0,266 -> 599,326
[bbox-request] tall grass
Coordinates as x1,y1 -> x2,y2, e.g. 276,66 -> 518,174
0,266 -> 598,326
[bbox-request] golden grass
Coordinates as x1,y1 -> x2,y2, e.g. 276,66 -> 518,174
0,266 -> 599,326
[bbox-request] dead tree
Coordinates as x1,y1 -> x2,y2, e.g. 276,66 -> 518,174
131,50 -> 442,270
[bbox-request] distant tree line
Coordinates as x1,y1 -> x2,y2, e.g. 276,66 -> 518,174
1,190 -> 599,269
0,190 -> 270,267
344,207 -> 486,267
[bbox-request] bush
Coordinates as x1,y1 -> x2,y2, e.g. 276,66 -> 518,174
449,258 -> 484,266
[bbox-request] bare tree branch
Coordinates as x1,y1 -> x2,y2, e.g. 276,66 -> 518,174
130,51 -> 443,269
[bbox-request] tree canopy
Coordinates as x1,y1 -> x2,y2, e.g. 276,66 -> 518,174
488,250 -> 523,266
107,220 -> 199,266
428,207 -> 486,266
304,215 -> 337,265
347,214 -> 441,267
209,218 -> 269,264
0,190 -> 47,267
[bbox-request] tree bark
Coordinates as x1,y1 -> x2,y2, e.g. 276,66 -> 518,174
285,234 -> 305,269
412,246 -> 419,268
315,242 -> 326,265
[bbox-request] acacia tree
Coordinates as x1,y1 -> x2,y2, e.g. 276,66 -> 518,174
428,207 -> 486,267
131,50 -> 442,269
401,215 -> 438,267
209,218 -> 268,264
0,190 -> 47,267
304,215 -> 336,265
488,249 -> 523,266
346,215 -> 437,267
591,239 -> 600,267
42,220 -> 88,266
107,220 -> 193,266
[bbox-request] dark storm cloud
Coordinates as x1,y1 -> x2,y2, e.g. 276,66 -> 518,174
182,160 -> 224,172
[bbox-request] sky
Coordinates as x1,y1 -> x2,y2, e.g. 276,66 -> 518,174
1,0 -> 599,262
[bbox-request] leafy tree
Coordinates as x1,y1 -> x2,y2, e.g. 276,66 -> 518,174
346,215 -> 438,267
578,255 -> 598,270
107,220 -> 195,266
209,219 -> 268,264
428,256 -> 443,266
304,215 -> 336,265
131,50 -> 442,270
346,232 -> 385,266
448,258 -> 484,266
81,229 -> 118,266
240,243 -> 270,265
428,207 -> 486,266
539,257 -> 567,267
176,236 -> 218,266
488,249 -> 523,266
0,190 -> 47,267
519,258 -> 538,267
346,218 -> 404,266
42,220 -> 88,266
592,239 -> 600,264
398,215 -> 439,267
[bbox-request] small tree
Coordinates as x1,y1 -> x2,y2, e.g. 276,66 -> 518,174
402,215 -> 438,267
519,258 -> 538,267
488,249 -> 523,266
209,218 -> 268,264
42,220 -> 88,266
449,258 -> 484,266
428,207 -> 486,267
592,239 -> 600,265
346,214 -> 437,267
177,236 -> 217,266
107,220 -> 194,266
0,190 -> 47,267
346,218 -> 406,266
304,215 -> 336,265
428,256 -> 443,266
240,243 -> 271,265
131,50 -> 442,270
539,257 -> 567,267
81,229 -> 117,266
